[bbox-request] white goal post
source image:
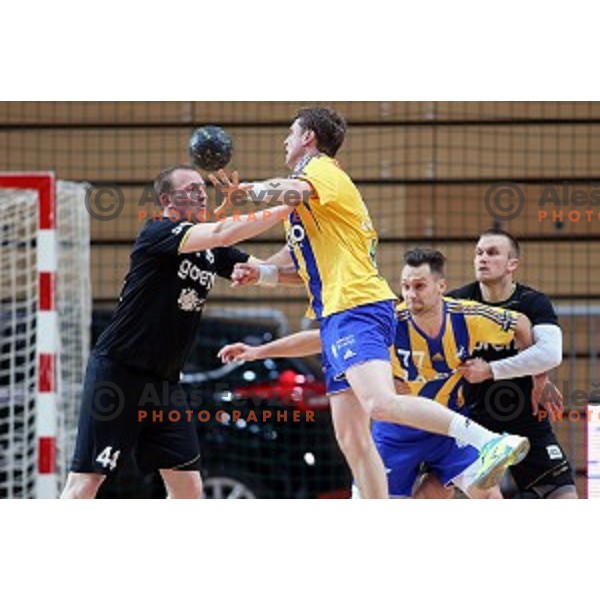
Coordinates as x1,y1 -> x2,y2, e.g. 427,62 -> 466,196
0,173 -> 91,498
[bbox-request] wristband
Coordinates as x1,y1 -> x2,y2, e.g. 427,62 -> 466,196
257,264 -> 278,287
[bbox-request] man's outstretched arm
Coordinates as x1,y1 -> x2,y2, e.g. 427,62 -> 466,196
218,330 -> 322,363
179,204 -> 293,253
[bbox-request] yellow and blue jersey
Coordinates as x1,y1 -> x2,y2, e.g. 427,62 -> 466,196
390,298 -> 519,413
285,154 -> 396,320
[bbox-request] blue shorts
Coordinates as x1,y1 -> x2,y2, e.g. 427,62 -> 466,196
372,421 -> 479,497
321,300 -> 396,396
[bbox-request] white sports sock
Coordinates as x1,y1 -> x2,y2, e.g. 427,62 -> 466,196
448,414 -> 497,450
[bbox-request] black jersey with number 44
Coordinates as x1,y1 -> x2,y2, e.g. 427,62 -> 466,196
95,219 -> 249,381
447,282 -> 559,435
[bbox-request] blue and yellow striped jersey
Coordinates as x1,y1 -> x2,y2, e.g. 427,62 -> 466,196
391,298 -> 519,412
285,154 -> 396,320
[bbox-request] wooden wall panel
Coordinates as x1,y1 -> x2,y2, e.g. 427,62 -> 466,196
3,101 -> 600,125
3,125 -> 599,184
553,359 -> 598,406
435,101 -> 600,121
397,183 -> 600,238
560,315 -> 600,356
431,125 -> 600,179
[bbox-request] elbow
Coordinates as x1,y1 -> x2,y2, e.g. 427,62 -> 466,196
547,346 -> 562,370
309,341 -> 322,355
533,325 -> 563,371
217,232 -> 234,247
540,334 -> 563,370
532,343 -> 562,374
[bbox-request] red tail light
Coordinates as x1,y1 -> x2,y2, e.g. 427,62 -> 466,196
318,489 -> 352,499
233,370 -> 329,412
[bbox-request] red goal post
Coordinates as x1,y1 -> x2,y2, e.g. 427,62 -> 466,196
0,172 -> 90,498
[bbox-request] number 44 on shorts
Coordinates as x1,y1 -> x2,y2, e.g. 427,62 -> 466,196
96,446 -> 121,471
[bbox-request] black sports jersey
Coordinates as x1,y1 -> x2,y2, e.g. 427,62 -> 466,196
95,219 -> 249,381
447,282 -> 559,435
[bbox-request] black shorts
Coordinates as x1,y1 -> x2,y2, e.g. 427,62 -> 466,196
509,429 -> 575,493
70,353 -> 200,475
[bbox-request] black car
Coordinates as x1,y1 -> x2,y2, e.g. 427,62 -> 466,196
94,307 -> 351,499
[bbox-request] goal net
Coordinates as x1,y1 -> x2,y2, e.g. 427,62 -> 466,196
0,174 -> 91,498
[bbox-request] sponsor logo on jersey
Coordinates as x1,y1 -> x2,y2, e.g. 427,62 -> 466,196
546,444 -> 564,460
286,223 -> 306,248
473,339 -> 517,353
177,288 -> 206,312
177,258 -> 217,288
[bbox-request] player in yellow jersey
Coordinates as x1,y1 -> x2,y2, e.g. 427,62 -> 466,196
220,248 -> 534,497
225,107 -> 530,498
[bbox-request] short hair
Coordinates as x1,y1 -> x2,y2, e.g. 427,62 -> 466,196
404,248 -> 446,278
479,228 -> 521,258
154,165 -> 198,199
295,107 -> 347,157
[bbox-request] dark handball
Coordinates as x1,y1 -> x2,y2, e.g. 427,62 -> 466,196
188,126 -> 233,171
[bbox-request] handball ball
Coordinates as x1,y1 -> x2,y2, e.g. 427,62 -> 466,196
188,125 -> 233,171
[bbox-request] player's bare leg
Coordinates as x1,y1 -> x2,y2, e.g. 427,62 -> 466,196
345,360 -> 483,440
330,391 -> 388,499
160,469 -> 203,499
413,472 -> 503,499
466,485 -> 503,499
548,487 -> 578,499
530,484 -> 578,499
60,472 -> 106,499
412,473 -> 455,499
